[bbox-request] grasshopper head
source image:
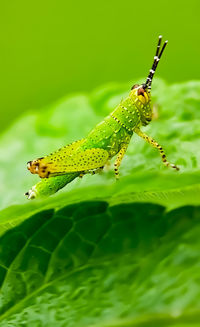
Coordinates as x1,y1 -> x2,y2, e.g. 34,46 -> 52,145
130,35 -> 168,125
130,83 -> 151,105
130,84 -> 152,125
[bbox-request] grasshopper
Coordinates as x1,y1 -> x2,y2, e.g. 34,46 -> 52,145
25,36 -> 179,200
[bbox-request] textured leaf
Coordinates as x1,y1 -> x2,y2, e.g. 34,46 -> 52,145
1,79 -> 200,230
1,79 -> 200,325
0,201 -> 200,326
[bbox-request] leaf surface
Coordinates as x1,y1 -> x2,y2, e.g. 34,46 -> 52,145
0,202 -> 200,326
0,79 -> 200,325
1,79 -> 200,228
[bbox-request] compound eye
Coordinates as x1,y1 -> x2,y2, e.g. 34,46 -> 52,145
131,84 -> 139,90
138,87 -> 145,96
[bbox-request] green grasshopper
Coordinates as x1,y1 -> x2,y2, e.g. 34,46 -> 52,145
25,36 -> 179,200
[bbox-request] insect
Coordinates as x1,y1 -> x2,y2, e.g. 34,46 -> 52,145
25,35 -> 179,200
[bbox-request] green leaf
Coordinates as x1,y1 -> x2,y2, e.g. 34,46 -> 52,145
1,79 -> 200,229
0,201 -> 200,326
1,79 -> 200,325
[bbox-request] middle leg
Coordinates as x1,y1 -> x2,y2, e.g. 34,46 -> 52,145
114,143 -> 130,179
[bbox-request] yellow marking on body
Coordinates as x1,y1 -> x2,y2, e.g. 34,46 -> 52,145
28,147 -> 109,178
27,139 -> 85,176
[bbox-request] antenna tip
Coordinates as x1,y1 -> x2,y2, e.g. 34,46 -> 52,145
159,35 -> 162,38
165,40 -> 168,43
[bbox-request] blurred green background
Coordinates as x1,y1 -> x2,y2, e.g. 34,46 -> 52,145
0,0 -> 199,131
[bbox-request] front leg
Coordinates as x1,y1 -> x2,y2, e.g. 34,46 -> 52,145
134,127 -> 179,171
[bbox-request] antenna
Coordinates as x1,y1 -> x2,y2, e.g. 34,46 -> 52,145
145,35 -> 168,89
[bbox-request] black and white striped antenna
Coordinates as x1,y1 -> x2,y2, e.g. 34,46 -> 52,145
145,35 -> 168,89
